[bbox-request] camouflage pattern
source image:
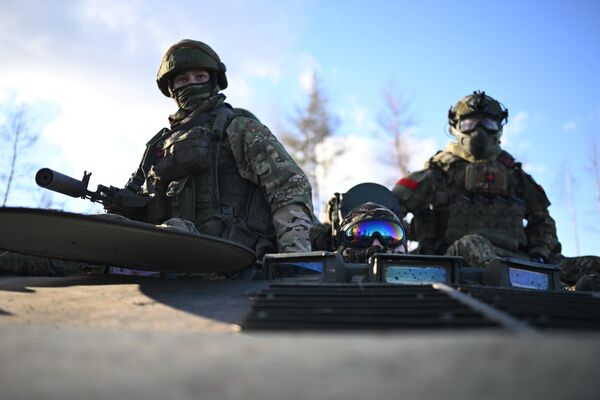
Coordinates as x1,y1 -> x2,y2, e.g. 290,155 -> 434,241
445,234 -> 498,267
558,256 -> 600,285
448,91 -> 508,162
339,202 -> 405,229
336,202 -> 407,263
156,39 -> 227,97
226,116 -> 313,211
448,91 -> 508,126
0,250 -> 104,276
393,142 -> 560,265
137,93 -> 314,258
272,204 -> 313,253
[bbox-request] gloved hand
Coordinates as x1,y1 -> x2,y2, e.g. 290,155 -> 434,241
341,245 -> 384,263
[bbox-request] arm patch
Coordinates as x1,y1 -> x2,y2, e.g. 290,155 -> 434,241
397,177 -> 419,191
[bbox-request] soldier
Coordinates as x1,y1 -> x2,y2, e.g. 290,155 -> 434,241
116,39 -> 314,258
0,39 -> 314,276
336,202 -> 407,263
391,91 -> 599,289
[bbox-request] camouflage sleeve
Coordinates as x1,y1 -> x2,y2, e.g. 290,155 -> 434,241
525,209 -> 560,261
226,116 -> 314,213
272,204 -> 313,252
391,169 -> 436,216
519,170 -> 561,260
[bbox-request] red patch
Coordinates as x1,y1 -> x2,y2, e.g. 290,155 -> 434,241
397,177 -> 419,191
485,173 -> 495,183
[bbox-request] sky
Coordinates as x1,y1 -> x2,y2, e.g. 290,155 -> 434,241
0,0 -> 599,257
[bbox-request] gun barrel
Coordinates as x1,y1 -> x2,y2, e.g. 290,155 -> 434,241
35,168 -> 88,198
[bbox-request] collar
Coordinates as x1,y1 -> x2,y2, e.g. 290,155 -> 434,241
168,93 -> 227,128
444,141 -> 502,163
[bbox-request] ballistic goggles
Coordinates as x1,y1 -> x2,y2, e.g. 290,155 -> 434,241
458,116 -> 501,132
339,219 -> 406,249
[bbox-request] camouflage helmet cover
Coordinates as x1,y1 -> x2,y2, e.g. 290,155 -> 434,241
156,39 -> 228,97
340,202 -> 404,234
448,91 -> 508,127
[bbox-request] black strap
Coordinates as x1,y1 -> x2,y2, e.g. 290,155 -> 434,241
123,105 -> 234,194
124,127 -> 170,193
210,105 -> 236,211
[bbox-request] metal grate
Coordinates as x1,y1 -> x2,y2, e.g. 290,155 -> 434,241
243,283 -> 498,331
462,286 -> 600,330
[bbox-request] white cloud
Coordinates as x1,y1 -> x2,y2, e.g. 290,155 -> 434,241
75,0 -> 142,32
297,54 -> 321,92
335,98 -> 378,136
299,70 -> 315,92
243,62 -> 283,83
502,111 -> 529,146
0,0 -> 312,210
312,131 -> 439,219
562,121 -> 578,132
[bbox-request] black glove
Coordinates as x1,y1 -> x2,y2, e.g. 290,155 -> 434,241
341,245 -> 384,263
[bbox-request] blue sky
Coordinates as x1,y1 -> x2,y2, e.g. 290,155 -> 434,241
1,0 -> 599,256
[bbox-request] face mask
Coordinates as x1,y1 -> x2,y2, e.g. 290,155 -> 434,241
453,127 -> 500,160
173,82 -> 214,110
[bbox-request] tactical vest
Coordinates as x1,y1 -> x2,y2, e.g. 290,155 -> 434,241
414,154 -> 527,253
126,105 -> 277,257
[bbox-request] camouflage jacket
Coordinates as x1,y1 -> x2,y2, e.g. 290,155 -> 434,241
125,95 -> 314,257
392,142 -> 560,261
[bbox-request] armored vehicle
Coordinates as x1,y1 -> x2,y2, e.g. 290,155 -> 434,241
0,173 -> 599,400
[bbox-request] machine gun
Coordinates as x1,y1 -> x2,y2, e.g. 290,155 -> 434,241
35,168 -> 152,214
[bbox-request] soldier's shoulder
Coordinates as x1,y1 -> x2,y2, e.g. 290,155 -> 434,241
392,169 -> 435,200
515,164 -> 551,208
426,149 -> 461,170
232,108 -> 260,121
497,150 -> 522,169
227,113 -> 265,131
226,112 -> 274,146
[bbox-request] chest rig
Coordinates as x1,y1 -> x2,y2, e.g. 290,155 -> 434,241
125,105 -> 276,255
422,156 -> 527,253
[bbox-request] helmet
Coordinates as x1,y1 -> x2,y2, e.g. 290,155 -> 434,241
448,91 -> 508,127
337,202 -> 407,263
338,202 -> 406,249
340,202 -> 403,229
156,39 -> 228,97
448,91 -> 508,160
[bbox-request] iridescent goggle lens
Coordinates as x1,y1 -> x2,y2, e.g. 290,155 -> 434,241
458,117 -> 500,132
340,219 -> 405,248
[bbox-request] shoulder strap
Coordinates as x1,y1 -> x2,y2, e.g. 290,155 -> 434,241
210,105 -> 260,213
211,105 -> 235,140
123,127 -> 171,194
124,105 -> 238,194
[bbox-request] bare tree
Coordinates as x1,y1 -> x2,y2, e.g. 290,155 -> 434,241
589,135 -> 600,215
378,84 -> 414,180
1,102 -> 41,206
282,72 -> 339,216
